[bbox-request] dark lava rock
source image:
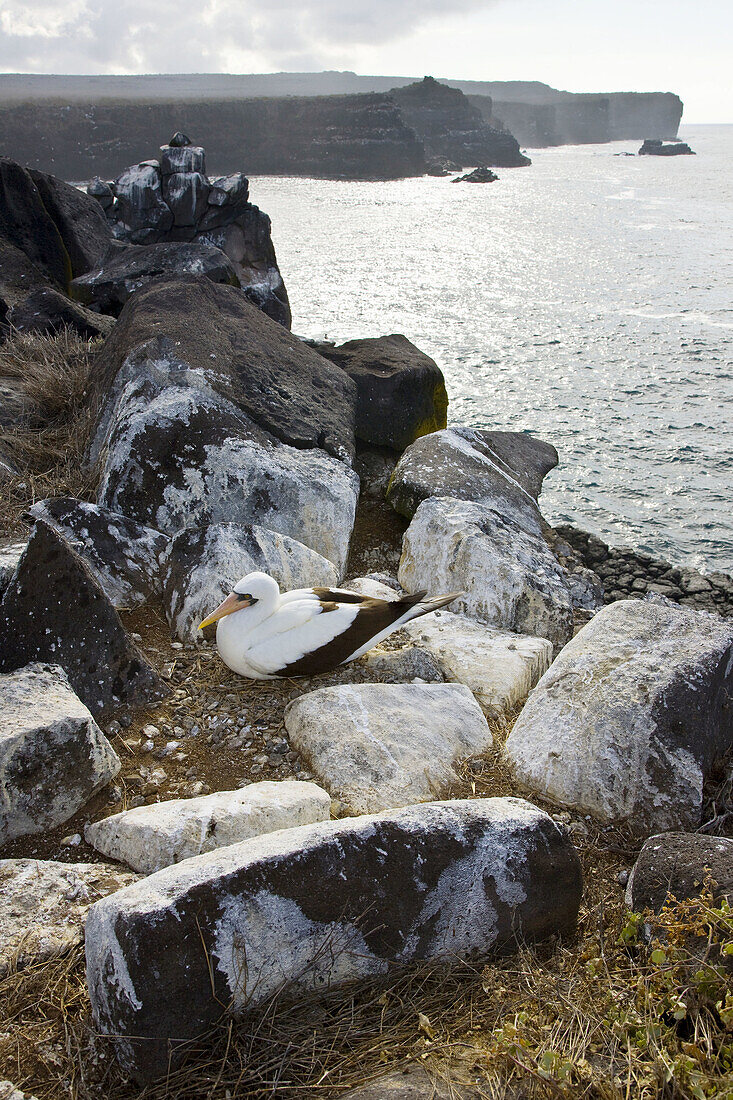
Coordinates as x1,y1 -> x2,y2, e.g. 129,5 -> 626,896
93,277 -> 357,461
85,797 -> 581,1082
387,426 -> 557,530
28,168 -> 112,277
639,138 -> 695,156
451,166 -> 499,183
0,521 -> 167,718
0,157 -> 71,289
626,833 -> 733,911
316,334 -> 447,452
391,78 -> 530,168
70,240 -> 238,316
26,497 -> 168,609
0,237 -> 56,327
168,132 -> 191,148
8,288 -> 115,340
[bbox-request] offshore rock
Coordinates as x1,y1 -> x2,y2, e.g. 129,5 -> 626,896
399,497 -> 574,648
91,278 -> 356,461
626,833 -> 733,912
505,596 -> 733,836
71,240 -> 238,315
317,334 -> 448,451
452,166 -> 499,183
638,138 -> 694,156
387,426 -> 557,529
85,780 -> 332,873
95,371 -> 358,574
0,522 -> 167,717
284,682 -> 492,813
0,663 -> 120,846
85,797 -> 582,1082
403,609 -> 553,716
161,523 -> 338,641
0,857 -> 137,974
27,497 -> 168,609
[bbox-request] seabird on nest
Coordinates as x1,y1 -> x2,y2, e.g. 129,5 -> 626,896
198,571 -> 463,680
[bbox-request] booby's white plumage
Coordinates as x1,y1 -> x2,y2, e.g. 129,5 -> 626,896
198,571 -> 463,680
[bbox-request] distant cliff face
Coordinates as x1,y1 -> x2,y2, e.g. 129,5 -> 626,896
391,77 -> 530,168
0,94 -> 425,181
469,90 -> 683,147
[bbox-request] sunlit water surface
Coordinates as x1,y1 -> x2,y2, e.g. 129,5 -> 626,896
252,125 -> 733,572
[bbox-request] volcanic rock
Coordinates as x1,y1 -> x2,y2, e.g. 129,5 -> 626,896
638,138 -> 694,156
452,167 -> 499,183
85,797 -> 582,1081
161,523 -> 339,641
8,287 -> 115,339
0,521 -> 167,717
504,596 -> 733,836
284,682 -> 492,813
28,168 -> 112,276
0,158 -> 71,289
85,780 -> 332,873
626,833 -> 733,912
0,663 -> 120,846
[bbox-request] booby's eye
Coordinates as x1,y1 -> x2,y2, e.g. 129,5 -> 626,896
235,592 -> 257,603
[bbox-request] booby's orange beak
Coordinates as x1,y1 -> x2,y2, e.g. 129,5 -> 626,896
198,593 -> 254,630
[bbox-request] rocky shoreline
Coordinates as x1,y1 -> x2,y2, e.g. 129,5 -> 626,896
1,136 -> 732,1097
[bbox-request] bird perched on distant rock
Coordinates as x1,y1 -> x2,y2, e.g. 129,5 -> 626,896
198,571 -> 463,680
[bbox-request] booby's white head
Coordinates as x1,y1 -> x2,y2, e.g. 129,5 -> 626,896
198,571 -> 280,630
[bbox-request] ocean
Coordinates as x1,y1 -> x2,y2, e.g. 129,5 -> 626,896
251,124 -> 733,574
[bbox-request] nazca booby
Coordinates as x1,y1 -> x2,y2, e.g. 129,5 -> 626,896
198,571 -> 463,680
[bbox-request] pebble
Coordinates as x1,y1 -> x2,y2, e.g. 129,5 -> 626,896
617,870 -> 629,888
142,739 -> 155,753
61,833 -> 82,846
171,641 -> 184,650
106,720 -> 122,737
142,725 -> 160,738
131,632 -> 143,642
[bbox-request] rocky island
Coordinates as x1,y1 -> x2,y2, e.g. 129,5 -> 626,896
0,139 -> 731,1100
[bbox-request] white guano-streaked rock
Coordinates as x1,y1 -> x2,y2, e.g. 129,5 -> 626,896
85,797 -> 582,1082
0,858 -> 138,976
403,609 -> 554,716
84,781 -> 332,874
161,523 -> 339,641
284,683 -> 492,813
505,596 -> 733,837
398,496 -> 574,649
0,664 -> 121,845
0,541 -> 25,598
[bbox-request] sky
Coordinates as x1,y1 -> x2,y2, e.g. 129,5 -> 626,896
0,0 -> 730,122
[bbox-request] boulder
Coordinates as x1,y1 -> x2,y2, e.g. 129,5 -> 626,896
0,521 -> 167,718
340,1068 -> 475,1099
207,172 -> 249,207
0,857 -> 137,975
70,240 -> 238,316
163,171 -> 210,227
111,163 -> 173,234
626,834 -> 733,912
361,645 -> 446,683
0,663 -> 121,846
399,497 -> 574,649
85,797 -> 582,1082
0,237 -> 56,324
0,1082 -> 40,1100
284,682 -> 492,813
161,522 -> 339,641
316,334 -> 448,451
638,139 -> 694,156
85,780 -> 332,873
94,372 -> 358,574
91,278 -> 356,461
504,596 -> 733,836
0,158 -> 71,289
160,143 -> 206,176
386,426 -> 557,528
402,610 -> 554,716
8,287 -> 115,340
27,497 -> 168,609
28,168 -> 112,276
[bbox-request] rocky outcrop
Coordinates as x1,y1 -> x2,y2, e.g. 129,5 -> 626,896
505,596 -> 733,837
390,78 -> 529,168
626,834 -> 733,913
86,135 -> 290,326
0,858 -> 137,974
84,780 -> 332,873
0,522 -> 167,717
316,334 -> 448,451
451,167 -> 499,183
85,797 -> 582,1081
284,682 -> 492,813
26,497 -> 168,609
399,497 -> 575,648
71,239 -> 239,316
638,138 -> 695,156
0,663 -> 120,846
161,523 -> 339,641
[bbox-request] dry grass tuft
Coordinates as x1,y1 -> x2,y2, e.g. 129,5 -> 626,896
0,328 -> 102,537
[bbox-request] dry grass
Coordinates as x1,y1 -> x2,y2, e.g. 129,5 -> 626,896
0,328 -> 102,538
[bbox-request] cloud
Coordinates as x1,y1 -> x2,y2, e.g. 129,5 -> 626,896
0,0 -> 497,73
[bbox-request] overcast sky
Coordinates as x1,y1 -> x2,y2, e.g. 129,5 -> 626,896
0,0 -> 729,122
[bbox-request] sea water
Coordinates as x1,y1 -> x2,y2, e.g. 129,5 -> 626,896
252,124 -> 733,573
